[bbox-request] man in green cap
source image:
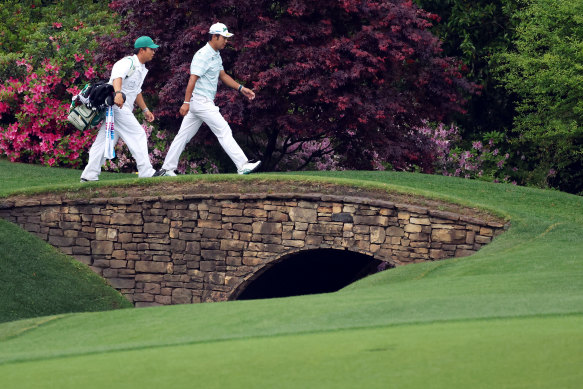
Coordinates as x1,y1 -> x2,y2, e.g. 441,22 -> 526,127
80,36 -> 159,182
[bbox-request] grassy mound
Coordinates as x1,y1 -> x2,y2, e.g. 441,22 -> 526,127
0,219 -> 132,323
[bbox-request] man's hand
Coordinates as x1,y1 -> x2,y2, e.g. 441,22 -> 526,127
114,92 -> 125,108
241,87 -> 255,101
179,103 -> 190,117
144,110 -> 155,122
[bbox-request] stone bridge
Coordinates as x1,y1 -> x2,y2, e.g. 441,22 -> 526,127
0,191 -> 507,306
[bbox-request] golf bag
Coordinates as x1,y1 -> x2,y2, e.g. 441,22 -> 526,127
68,82 -> 115,131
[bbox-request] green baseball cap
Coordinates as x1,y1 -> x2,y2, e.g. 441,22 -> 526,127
134,36 -> 159,49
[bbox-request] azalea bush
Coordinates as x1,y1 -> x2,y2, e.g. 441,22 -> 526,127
0,58 -> 90,167
419,122 -> 517,183
0,0 -> 118,167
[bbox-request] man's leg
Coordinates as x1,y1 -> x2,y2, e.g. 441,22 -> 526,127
80,121 -> 109,181
161,111 -> 203,172
191,96 -> 248,170
114,109 -> 156,178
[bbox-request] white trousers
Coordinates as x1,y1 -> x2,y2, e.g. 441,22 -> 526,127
81,107 -> 155,180
162,94 -> 248,172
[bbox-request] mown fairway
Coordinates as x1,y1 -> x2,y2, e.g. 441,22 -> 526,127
0,160 -> 582,388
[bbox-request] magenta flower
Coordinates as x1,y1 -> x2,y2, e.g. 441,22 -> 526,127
84,67 -> 95,79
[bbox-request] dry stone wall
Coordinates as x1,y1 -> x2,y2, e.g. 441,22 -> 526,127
0,193 -> 507,307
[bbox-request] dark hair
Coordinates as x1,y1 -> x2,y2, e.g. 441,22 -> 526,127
209,34 -> 221,41
134,48 -> 142,55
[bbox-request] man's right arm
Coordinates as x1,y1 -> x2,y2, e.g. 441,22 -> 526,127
180,74 -> 199,116
112,77 -> 124,108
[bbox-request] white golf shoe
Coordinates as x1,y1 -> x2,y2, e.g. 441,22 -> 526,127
237,160 -> 261,175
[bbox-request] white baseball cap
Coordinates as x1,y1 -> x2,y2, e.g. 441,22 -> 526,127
209,22 -> 234,37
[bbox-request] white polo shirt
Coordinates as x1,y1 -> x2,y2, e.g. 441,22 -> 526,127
190,43 -> 224,101
109,54 -> 148,111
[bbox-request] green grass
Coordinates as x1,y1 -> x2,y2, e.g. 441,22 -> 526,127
0,219 -> 133,323
0,160 -> 582,388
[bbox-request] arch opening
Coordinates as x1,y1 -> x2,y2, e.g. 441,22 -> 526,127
234,249 -> 390,301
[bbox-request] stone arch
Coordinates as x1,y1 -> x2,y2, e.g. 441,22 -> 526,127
229,248 -> 391,301
0,191 -> 508,306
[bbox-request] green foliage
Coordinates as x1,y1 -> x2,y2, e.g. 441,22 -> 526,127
496,0 -> 583,194
0,0 -> 118,77
413,0 -> 521,136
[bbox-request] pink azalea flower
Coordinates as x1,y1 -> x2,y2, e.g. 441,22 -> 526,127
84,67 -> 95,79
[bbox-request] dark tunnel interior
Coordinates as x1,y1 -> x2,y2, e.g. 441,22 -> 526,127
235,249 -> 390,300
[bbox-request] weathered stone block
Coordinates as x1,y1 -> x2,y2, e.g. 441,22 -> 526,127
268,211 -> 288,222
308,223 -> 343,235
289,208 -> 317,222
134,293 -> 154,302
404,224 -> 422,233
386,226 -> 405,237
144,222 -> 169,234
283,239 -> 305,248
243,208 -> 268,218
111,213 -> 143,225
353,215 -> 389,226
410,217 -> 431,225
222,208 -> 243,216
252,221 -> 282,235
475,235 -> 492,244
220,240 -> 245,251
479,227 -> 494,237
91,240 -> 114,255
108,278 -> 135,289
432,229 -> 466,244
198,219 -> 222,229
201,250 -> 224,260
170,239 -> 186,252
135,261 -> 167,273
370,226 -> 386,244
48,236 -> 75,247
200,261 -> 217,272
331,213 -> 354,223
242,257 -> 263,266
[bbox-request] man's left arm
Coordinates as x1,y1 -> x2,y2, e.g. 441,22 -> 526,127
219,70 -> 255,100
135,93 -> 154,122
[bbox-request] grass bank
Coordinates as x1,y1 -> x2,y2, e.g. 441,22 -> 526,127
0,160 -> 581,388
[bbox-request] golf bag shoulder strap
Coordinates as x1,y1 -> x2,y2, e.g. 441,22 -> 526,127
124,56 -> 136,79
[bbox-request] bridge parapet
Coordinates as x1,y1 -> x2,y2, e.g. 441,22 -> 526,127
0,192 -> 508,306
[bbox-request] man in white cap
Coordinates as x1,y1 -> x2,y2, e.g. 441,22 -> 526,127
80,36 -> 158,182
154,22 -> 261,176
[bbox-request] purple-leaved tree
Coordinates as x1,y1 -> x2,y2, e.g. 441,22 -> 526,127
98,0 -> 476,171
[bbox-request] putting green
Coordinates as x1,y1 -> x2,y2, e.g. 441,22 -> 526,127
1,315 -> 580,389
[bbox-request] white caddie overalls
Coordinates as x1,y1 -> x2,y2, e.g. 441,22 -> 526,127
80,55 -> 156,180
161,43 -> 248,172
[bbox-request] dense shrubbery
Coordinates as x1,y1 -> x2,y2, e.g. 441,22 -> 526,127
413,0 -> 519,136
496,0 -> 583,194
0,0 -> 580,193
0,58 -> 89,166
0,0 -> 117,167
99,0 -> 477,172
